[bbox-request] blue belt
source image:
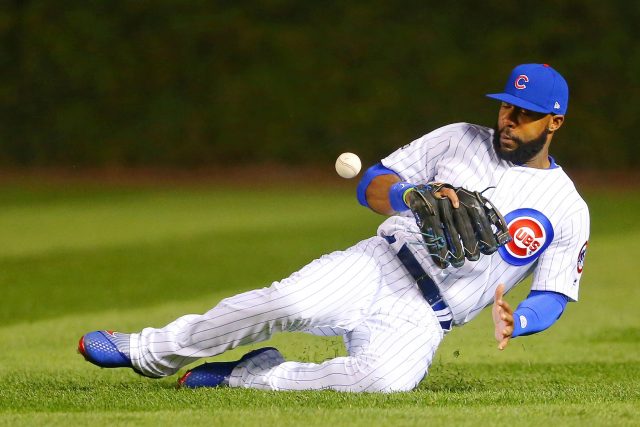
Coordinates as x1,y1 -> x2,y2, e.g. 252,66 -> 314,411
384,235 -> 453,332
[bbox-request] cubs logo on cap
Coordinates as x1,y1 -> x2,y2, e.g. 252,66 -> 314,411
514,74 -> 529,89
499,208 -> 554,266
486,63 -> 569,115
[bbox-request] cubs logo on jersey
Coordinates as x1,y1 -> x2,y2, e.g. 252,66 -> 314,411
499,208 -> 554,266
577,241 -> 588,273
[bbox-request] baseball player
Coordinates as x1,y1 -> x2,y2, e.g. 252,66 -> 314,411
78,63 -> 589,392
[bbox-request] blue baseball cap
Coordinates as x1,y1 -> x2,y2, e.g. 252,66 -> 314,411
486,63 -> 569,115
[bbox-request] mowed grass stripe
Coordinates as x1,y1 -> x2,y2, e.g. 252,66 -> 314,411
2,403 -> 638,427
1,366 -> 637,409
0,187 -> 373,258
0,187 -> 381,325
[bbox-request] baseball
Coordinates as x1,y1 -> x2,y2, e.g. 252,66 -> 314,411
335,152 -> 362,179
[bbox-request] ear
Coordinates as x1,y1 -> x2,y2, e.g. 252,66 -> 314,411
548,115 -> 565,132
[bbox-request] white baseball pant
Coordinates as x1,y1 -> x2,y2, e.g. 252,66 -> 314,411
129,237 -> 444,392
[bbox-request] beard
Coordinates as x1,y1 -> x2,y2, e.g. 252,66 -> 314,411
492,124 -> 549,165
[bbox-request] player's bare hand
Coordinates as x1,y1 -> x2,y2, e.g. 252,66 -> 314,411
492,284 -> 514,350
433,184 -> 460,208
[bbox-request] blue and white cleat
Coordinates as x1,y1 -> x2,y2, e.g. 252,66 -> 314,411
78,330 -> 132,368
177,347 -> 280,389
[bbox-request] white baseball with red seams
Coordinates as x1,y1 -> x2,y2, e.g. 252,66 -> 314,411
127,122 -> 589,391
335,152 -> 362,179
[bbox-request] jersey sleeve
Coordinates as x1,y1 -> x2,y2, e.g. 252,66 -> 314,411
530,204 -> 590,301
380,123 -> 463,183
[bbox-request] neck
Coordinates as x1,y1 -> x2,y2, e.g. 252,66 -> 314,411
524,140 -> 552,169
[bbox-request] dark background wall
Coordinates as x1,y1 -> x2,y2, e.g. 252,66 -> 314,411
1,1 -> 637,170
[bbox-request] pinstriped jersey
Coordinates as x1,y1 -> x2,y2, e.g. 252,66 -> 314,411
378,122 -> 590,326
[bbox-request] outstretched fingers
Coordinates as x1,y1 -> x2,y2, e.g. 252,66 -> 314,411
492,284 -> 514,350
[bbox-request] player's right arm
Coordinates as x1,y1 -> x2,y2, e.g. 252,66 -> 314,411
357,163 -> 401,215
357,124 -> 471,216
359,171 -> 401,215
357,163 -> 458,216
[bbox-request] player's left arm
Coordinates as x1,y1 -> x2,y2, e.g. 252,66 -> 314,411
493,204 -> 590,350
492,285 -> 568,350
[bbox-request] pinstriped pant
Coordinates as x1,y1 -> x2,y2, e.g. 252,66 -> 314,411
130,237 -> 444,392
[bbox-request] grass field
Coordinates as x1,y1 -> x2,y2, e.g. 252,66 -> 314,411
0,179 -> 638,426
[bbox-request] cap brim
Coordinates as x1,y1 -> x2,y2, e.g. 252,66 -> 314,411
486,93 -> 551,114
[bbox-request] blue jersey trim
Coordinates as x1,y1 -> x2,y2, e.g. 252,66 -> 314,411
516,155 -> 559,169
356,163 -> 399,208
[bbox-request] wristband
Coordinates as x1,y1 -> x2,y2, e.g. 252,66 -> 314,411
389,182 -> 416,212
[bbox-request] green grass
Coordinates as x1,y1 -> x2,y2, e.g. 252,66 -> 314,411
0,181 -> 638,426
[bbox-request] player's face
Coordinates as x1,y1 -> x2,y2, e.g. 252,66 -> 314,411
493,103 -> 552,164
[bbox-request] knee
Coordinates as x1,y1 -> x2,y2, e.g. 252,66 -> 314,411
345,357 -> 425,393
354,373 -> 422,393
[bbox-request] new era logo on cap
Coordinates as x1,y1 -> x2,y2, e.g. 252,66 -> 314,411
486,63 -> 569,115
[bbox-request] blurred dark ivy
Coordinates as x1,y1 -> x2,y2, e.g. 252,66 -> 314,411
0,1 -> 637,169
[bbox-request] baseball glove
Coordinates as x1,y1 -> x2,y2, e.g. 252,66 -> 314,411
405,183 -> 511,268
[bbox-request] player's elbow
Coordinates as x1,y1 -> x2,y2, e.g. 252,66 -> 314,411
356,164 -> 402,215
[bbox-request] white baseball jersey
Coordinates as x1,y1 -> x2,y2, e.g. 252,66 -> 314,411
379,122 -> 590,325
127,122 -> 589,392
